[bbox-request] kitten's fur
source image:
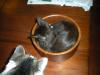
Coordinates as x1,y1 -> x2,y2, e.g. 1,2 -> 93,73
0,45 -> 48,75
33,17 -> 78,52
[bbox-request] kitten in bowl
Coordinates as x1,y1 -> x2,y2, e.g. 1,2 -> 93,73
33,17 -> 78,52
0,45 -> 48,75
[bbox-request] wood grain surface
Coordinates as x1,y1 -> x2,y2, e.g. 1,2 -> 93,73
0,0 -> 90,75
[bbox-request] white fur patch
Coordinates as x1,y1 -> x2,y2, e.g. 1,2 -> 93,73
1,60 -> 16,75
34,57 -> 48,75
34,71 -> 43,75
29,55 -> 34,58
39,57 -> 48,71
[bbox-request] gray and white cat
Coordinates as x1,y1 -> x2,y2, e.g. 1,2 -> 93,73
0,45 -> 48,75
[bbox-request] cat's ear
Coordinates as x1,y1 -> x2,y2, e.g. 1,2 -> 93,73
38,57 -> 48,72
11,45 -> 25,60
37,17 -> 49,28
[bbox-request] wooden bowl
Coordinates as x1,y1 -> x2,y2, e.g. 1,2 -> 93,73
31,14 -> 81,62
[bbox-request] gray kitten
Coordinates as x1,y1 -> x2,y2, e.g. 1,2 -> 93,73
33,17 -> 78,52
0,45 -> 48,75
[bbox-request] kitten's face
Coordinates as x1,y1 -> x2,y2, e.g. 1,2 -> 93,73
1,45 -> 48,75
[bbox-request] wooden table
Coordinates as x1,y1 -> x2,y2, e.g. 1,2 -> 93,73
0,0 -> 90,75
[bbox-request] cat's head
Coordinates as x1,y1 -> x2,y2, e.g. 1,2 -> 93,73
2,45 -> 48,75
34,17 -> 55,50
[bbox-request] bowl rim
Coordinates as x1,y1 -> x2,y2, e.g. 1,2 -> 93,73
32,14 -> 81,55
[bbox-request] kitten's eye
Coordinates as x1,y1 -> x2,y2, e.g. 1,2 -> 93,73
50,25 -> 53,28
33,57 -> 37,61
32,58 -> 38,67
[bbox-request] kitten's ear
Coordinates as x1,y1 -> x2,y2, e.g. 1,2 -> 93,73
38,57 -> 48,72
11,45 -> 25,60
37,17 -> 49,28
